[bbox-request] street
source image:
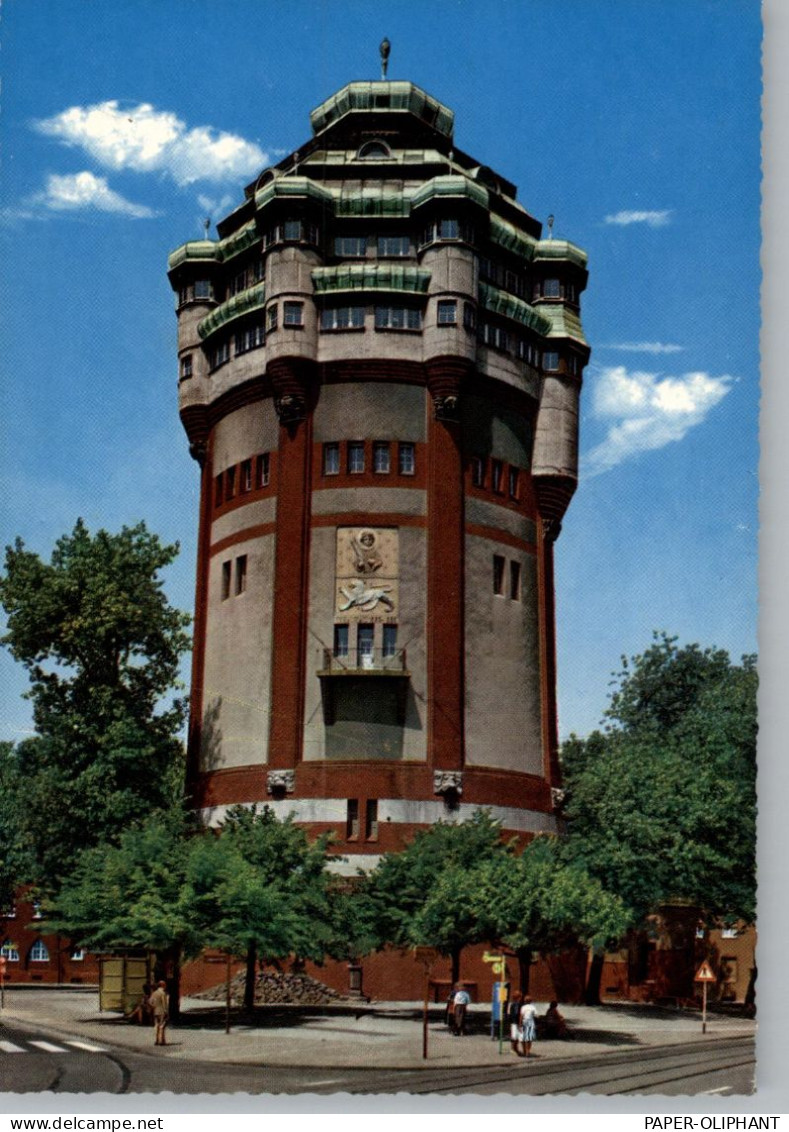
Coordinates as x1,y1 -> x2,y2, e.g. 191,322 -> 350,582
1,1019 -> 754,1096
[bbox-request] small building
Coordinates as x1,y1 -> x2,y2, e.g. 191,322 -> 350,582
0,892 -> 99,986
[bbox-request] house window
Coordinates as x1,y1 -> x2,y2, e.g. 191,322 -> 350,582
543,351 -> 560,372
334,236 -> 368,258
235,323 -> 265,354
491,459 -> 503,494
721,927 -> 739,939
347,442 -> 365,474
194,280 -> 213,300
543,278 -> 561,298
214,475 -> 224,507
493,555 -> 505,595
1,940 -> 19,961
283,220 -> 302,241
70,948 -> 85,961
210,341 -> 229,370
438,218 -> 460,239
333,624 -> 349,658
180,355 -> 193,380
437,300 -> 457,326
241,459 -> 252,493
267,305 -> 278,331
375,306 -> 421,330
29,940 -> 50,963
398,443 -> 415,475
357,624 -> 374,664
382,624 -> 397,658
510,560 -> 521,601
1,905 -> 15,920
377,235 -> 410,257
365,799 -> 379,840
323,443 -> 340,475
320,306 -> 365,330
508,467 -> 520,499
221,561 -> 231,601
284,301 -> 304,327
256,452 -> 270,488
463,303 -> 476,331
346,799 -> 360,840
373,442 -> 390,473
235,555 -> 247,596
32,902 -> 42,920
225,466 -> 236,500
471,457 -> 485,488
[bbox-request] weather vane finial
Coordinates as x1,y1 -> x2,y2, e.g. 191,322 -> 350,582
380,38 -> 391,79
547,214 -> 555,240
203,216 -> 211,237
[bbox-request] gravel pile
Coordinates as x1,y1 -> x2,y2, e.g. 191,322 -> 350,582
195,969 -> 351,1006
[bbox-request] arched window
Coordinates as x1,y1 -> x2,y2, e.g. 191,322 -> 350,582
357,140 -> 391,159
29,939 -> 50,963
1,940 -> 19,962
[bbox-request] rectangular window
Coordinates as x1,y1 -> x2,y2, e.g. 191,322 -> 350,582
256,452 -> 271,488
347,441 -> 365,474
375,306 -> 421,330
284,301 -> 304,327
543,351 -> 560,372
334,235 -> 368,258
346,799 -> 360,840
365,799 -> 379,841
180,354 -> 193,379
543,278 -> 561,298
194,280 -> 213,300
225,466 -> 236,499
510,560 -> 521,601
377,235 -> 410,257
398,442 -> 415,475
491,459 -> 503,493
241,459 -> 252,493
357,624 -> 374,664
252,258 -> 265,282
438,218 -> 460,239
373,441 -> 390,473
210,341 -> 229,369
333,624 -> 349,658
508,466 -> 520,499
178,285 -> 192,307
463,302 -> 476,331
221,561 -> 231,601
382,624 -> 397,657
471,456 -> 485,488
321,306 -> 365,330
437,300 -> 457,326
283,220 -> 302,241
214,474 -> 224,507
493,554 -> 505,596
267,304 -> 278,331
0,941 -> 19,962
235,555 -> 247,595
235,323 -> 265,354
70,948 -> 85,962
323,442 -> 340,475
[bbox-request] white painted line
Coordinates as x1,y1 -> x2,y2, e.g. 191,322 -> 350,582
66,1040 -> 107,1053
0,1040 -> 26,1053
29,1040 -> 68,1053
704,1086 -> 733,1095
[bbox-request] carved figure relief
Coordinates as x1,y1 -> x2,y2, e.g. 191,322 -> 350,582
335,527 -> 398,619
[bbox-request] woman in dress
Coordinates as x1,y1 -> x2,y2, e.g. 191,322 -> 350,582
519,995 -> 537,1059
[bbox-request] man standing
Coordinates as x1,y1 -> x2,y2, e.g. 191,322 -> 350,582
150,979 -> 170,1046
452,983 -> 471,1037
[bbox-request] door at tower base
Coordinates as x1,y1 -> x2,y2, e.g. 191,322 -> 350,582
324,678 -> 407,760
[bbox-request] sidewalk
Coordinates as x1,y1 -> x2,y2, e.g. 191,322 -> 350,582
0,990 -> 756,1070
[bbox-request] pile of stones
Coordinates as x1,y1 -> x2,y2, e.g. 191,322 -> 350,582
195,969 -> 351,1006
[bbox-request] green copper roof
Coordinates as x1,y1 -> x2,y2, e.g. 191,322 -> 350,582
312,264 -> 430,295
168,240 -> 219,271
335,188 -> 411,218
534,239 -> 588,269
254,177 -> 334,211
479,283 -> 551,335
310,82 -> 454,139
533,301 -> 588,346
197,283 -> 266,340
410,175 -> 488,211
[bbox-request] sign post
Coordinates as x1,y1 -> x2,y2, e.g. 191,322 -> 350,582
483,952 -> 508,1055
0,956 -> 6,1010
413,947 -> 439,1060
694,960 -> 716,1034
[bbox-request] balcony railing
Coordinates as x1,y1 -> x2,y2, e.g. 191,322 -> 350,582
318,647 -> 408,675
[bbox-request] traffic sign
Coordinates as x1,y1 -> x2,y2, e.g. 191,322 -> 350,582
694,960 -> 716,983
482,951 -> 506,975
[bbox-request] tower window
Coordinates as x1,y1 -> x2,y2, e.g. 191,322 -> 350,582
321,306 -> 365,330
508,467 -> 520,499
471,457 -> 485,488
365,799 -> 379,840
256,452 -> 271,488
491,460 -> 503,494
438,218 -> 460,239
543,351 -> 560,372
398,443 -> 415,475
510,560 -> 521,601
334,236 -> 368,257
357,624 -> 374,664
180,354 -> 193,380
214,474 -> 224,507
437,300 -> 457,326
210,341 -> 229,370
542,278 -> 561,298
235,555 -> 247,596
382,624 -> 398,658
241,459 -> 252,493
375,306 -> 421,330
225,466 -> 236,500
194,280 -> 213,300
493,554 -> 505,596
347,442 -> 365,474
284,301 -> 304,327
463,303 -> 476,331
323,443 -> 340,475
221,561 -> 231,601
267,305 -> 278,331
377,235 -> 410,257
333,624 -> 349,658
283,220 -> 302,241
373,442 -> 390,473
235,322 -> 265,354
358,140 -> 391,159
346,799 -> 360,840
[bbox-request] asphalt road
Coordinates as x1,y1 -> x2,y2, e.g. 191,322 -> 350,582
0,1021 -> 755,1096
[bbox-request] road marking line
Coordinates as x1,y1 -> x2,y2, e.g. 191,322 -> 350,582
65,1040 -> 107,1053
0,1041 -> 26,1053
704,1086 -> 733,1095
29,1040 -> 69,1053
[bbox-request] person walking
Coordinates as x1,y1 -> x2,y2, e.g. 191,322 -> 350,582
150,979 -> 170,1046
507,991 -> 522,1054
519,995 -> 537,1059
451,983 -> 471,1037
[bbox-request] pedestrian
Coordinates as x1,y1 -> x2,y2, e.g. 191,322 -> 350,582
519,995 -> 537,1059
544,1000 -> 569,1039
452,982 -> 471,1037
150,979 -> 170,1046
507,990 -> 522,1054
126,983 -> 152,1025
445,987 -> 456,1032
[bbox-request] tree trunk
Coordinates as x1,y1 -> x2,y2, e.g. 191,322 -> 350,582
744,965 -> 756,1014
450,946 -> 461,986
243,940 -> 257,1013
517,948 -> 532,996
584,949 -> 604,1006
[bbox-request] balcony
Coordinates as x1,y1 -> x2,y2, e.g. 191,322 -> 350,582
317,648 -> 410,727
318,647 -> 409,676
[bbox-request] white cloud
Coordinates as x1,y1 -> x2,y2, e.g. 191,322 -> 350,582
35,101 -> 268,186
33,171 -> 157,218
604,209 -> 672,227
583,365 -> 733,477
197,192 -> 236,218
600,341 -> 684,355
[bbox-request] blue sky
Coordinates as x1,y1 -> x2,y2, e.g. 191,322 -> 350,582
0,0 -> 761,743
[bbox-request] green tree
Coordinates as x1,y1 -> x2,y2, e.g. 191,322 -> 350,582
561,633 -> 757,1001
0,520 -> 191,888
0,743 -> 34,908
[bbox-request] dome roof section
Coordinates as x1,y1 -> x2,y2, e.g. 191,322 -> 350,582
310,81 -> 454,141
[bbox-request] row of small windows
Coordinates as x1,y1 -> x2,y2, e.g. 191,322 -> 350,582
0,939 -> 83,962
221,555 -> 247,600
215,452 -> 271,507
493,554 -> 522,601
322,440 -> 415,477
471,457 -> 524,501
346,798 -> 378,842
333,623 -> 398,662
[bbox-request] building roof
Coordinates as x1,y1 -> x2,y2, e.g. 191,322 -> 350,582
309,81 -> 454,139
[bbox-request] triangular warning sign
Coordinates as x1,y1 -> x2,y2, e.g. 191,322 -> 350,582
694,960 -> 716,982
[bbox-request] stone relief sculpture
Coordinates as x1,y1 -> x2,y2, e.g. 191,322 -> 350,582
338,578 -> 394,612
